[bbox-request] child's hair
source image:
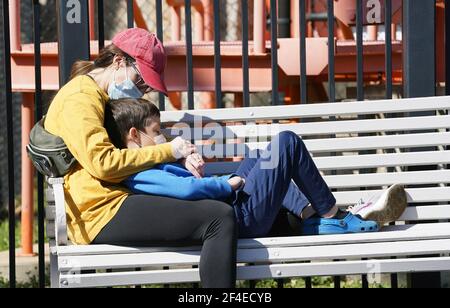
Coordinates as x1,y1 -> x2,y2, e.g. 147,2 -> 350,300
104,98 -> 161,149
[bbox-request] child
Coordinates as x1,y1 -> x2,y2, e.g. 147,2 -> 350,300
104,98 -> 408,238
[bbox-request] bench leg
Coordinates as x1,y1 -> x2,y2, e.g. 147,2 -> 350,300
50,253 -> 60,288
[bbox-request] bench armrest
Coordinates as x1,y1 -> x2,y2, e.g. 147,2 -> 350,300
48,177 -> 68,246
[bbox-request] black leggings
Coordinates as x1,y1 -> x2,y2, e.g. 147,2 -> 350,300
92,195 -> 238,288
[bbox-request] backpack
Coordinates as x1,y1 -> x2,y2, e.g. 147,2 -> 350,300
26,118 -> 77,177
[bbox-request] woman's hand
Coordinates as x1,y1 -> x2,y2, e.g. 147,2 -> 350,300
170,137 -> 197,159
181,153 -> 205,179
227,176 -> 245,191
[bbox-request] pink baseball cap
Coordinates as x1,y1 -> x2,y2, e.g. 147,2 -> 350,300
112,28 -> 168,96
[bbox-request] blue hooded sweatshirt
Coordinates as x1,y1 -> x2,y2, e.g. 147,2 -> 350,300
123,163 -> 235,201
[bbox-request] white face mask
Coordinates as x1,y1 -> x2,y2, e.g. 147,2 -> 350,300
153,134 -> 168,145
108,66 -> 143,99
137,131 -> 167,148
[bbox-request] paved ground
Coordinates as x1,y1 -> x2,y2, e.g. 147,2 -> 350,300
0,244 -> 50,284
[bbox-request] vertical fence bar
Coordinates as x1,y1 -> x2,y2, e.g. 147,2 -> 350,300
275,1 -> 291,289
271,3 -> 284,286
185,0 -> 194,110
241,0 -> 250,107
249,270 -> 256,288
356,0 -> 364,102
127,0 -> 134,28
57,0 -> 90,85
299,0 -> 307,104
97,0 -> 104,50
385,0 -> 392,99
327,0 -> 335,103
403,1 -> 436,98
155,0 -> 165,111
403,0 -> 441,289
2,0 -> 16,288
241,4 -> 252,287
275,0 -> 288,133
356,0 -> 368,288
384,0 -> 397,289
446,0 -> 450,170
299,0 -> 312,289
446,0 -> 450,189
270,0 -> 279,106
33,0 -> 45,289
446,0 -> 450,96
192,265 -> 199,288
155,0 -> 163,41
305,275 -> 312,288
213,0 -> 222,108
278,0 -> 290,38
361,259 -> 369,288
328,0 -> 340,289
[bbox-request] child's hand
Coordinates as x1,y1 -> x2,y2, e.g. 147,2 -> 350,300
227,176 -> 245,191
181,153 -> 205,178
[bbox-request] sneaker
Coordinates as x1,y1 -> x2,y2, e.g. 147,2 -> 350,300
348,184 -> 408,226
301,212 -> 379,236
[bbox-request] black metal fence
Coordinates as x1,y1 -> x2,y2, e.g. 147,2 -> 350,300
0,0 -> 448,288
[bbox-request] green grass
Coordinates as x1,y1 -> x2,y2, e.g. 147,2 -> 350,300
0,220 -> 19,251
0,180 -> 43,252
0,219 -> 43,252
236,277 -> 392,288
86,276 -> 392,289
0,274 -> 50,289
0,273 -> 394,289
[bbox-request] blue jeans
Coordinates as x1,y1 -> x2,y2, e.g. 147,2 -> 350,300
233,131 -> 336,238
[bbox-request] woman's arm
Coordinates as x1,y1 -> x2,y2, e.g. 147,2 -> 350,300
59,92 -> 176,183
124,169 -> 234,201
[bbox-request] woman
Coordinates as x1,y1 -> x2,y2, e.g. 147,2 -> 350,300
44,28 -> 237,288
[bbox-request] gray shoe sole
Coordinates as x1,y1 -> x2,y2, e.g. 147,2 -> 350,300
362,184 -> 408,226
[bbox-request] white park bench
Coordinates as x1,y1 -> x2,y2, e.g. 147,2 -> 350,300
45,96 -> 450,288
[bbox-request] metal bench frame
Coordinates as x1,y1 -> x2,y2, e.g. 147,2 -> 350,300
46,96 -> 450,288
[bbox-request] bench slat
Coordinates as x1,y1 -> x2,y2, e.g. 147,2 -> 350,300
334,187 -> 450,206
58,238 -> 450,270
324,170 -> 450,188
55,222 -> 450,256
164,116 -> 450,139
45,206 -> 55,221
307,151 -> 450,170
400,205 -> 450,221
161,97 -> 450,123
59,257 -> 450,288
196,132 -> 450,156
48,205 -> 450,248
301,133 -> 449,153
205,151 -> 450,174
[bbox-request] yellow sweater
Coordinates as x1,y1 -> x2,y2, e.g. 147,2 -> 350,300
45,75 -> 176,245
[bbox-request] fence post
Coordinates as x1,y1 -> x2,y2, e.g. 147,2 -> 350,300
403,1 -> 435,98
2,0 -> 16,288
56,0 -> 90,85
403,0 -> 441,289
